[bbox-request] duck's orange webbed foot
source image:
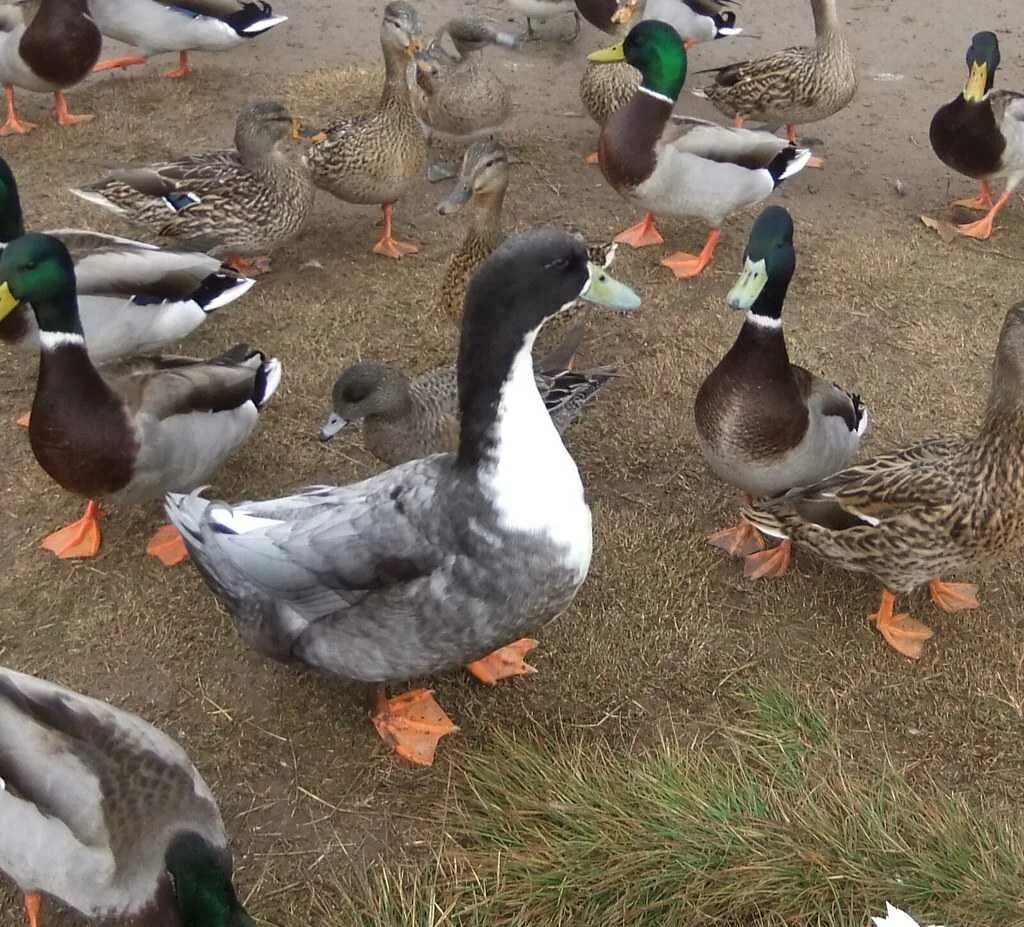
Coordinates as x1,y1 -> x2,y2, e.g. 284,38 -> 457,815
93,54 -> 149,72
53,92 -> 94,127
743,539 -> 791,580
869,590 -> 934,660
371,687 -> 457,766
466,638 -> 539,685
0,86 -> 36,136
146,524 -> 189,567
613,211 -> 663,248
952,180 -> 993,211
928,578 -> 979,613
163,51 -> 191,78
661,228 -> 721,279
41,500 -> 103,559
584,150 -> 600,164
373,203 -> 419,258
225,253 -> 272,275
15,412 -> 29,427
707,519 -> 766,558
956,190 -> 1010,240
24,893 -> 41,927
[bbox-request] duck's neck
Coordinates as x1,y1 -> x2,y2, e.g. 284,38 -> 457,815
980,350 -> 1024,451
380,42 -> 415,113
731,311 -> 792,375
606,90 -> 674,187
466,188 -> 506,250
811,0 -> 841,41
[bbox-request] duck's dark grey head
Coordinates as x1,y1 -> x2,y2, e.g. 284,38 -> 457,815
165,833 -> 253,927
234,101 -> 298,160
438,138 -> 509,215
727,206 -> 795,321
964,32 -> 1000,101
382,1 -> 423,56
0,156 -> 25,244
320,362 -> 413,440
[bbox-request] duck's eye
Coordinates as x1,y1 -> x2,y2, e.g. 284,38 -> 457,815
24,261 -> 36,271
546,257 -> 570,272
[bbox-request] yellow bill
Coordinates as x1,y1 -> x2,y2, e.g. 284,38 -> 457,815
727,259 -> 768,310
964,61 -> 988,102
588,42 -> 626,63
0,281 -> 20,321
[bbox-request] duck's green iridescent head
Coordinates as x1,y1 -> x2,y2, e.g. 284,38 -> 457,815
964,31 -> 999,102
588,20 -> 687,102
0,233 -> 80,334
727,207 -> 796,320
0,156 -> 26,244
166,834 -> 255,927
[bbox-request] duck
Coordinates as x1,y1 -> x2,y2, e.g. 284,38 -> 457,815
694,206 -> 867,579
164,228 -> 641,766
0,0 -> 101,135
89,0 -> 287,80
0,155 -> 254,376
69,100 -> 317,276
413,17 -> 517,182
307,2 -> 427,260
0,233 -> 281,566
0,664 -> 254,927
692,0 -> 856,148
506,0 -> 579,42
742,303 -> 1024,661
319,326 -> 617,464
928,31 -> 1024,241
591,21 -> 812,276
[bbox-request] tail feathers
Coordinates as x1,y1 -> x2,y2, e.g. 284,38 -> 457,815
850,392 -> 869,437
767,146 -> 812,187
544,366 -> 618,427
253,356 -> 282,409
490,29 -> 520,48
68,188 -> 126,216
224,1 -> 288,36
739,504 -> 791,541
191,270 -> 256,313
690,88 -> 709,99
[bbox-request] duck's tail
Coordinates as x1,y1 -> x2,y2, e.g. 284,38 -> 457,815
544,365 -> 618,430
190,270 -> 256,314
767,146 -> 812,187
223,1 -> 288,37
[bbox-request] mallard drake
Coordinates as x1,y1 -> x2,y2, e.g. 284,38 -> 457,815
692,0 -> 856,148
90,0 -> 287,80
0,0 -> 100,135
413,18 -> 516,182
591,21 -> 812,276
0,155 -> 254,372
928,32 -> 1024,241
319,326 -> 617,463
0,233 -> 281,566
307,2 -> 426,260
507,0 -> 579,42
742,303 -> 1024,661
694,206 -> 867,579
69,101 -> 316,276
164,229 -> 640,766
0,665 -> 254,927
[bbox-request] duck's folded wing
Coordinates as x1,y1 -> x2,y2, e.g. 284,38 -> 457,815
150,0 -> 243,16
792,366 -> 865,434
661,119 -> 789,168
991,91 -> 1024,149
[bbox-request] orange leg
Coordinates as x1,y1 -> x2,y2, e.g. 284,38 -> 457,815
0,85 -> 37,136
952,179 -> 993,211
613,210 -> 663,248
224,253 -> 272,275
24,893 -> 41,927
41,500 -> 103,559
868,590 -> 934,660
956,189 -> 1011,240
146,524 -> 189,567
733,114 -> 745,129
466,638 -> 539,685
370,687 -> 457,766
53,92 -> 94,127
928,578 -> 979,613
707,520 -> 765,557
93,54 -> 149,72
684,38 -> 696,50
584,150 -> 600,165
372,203 -> 419,258
15,411 -> 30,427
661,228 -> 722,279
163,51 -> 191,79
785,123 -> 798,145
743,538 -> 792,580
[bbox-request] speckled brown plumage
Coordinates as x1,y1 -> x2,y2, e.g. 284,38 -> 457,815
580,60 -> 640,128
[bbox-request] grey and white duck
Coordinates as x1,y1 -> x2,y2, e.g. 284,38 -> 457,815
164,228 -> 641,766
694,206 -> 867,579
0,664 -> 254,927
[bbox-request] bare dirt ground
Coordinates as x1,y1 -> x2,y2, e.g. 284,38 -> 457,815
2,0 -> 1024,922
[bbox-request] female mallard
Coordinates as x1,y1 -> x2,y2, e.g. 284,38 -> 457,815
742,303 -> 1024,660
164,229 -> 640,766
308,2 -> 426,259
89,0 -> 287,80
695,206 -> 867,579
693,0 -> 856,147
70,101 -> 316,275
0,665 -> 254,927
0,0 -> 100,135
591,21 -> 811,275
0,233 -> 281,566
929,31 -> 1024,241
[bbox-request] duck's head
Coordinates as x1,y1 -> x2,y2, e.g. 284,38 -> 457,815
0,233 -> 79,335
438,138 -> 509,215
166,833 -> 255,927
588,20 -> 688,102
320,362 -> 412,441
0,156 -> 25,244
382,1 -> 423,58
727,206 -> 795,324
963,31 -> 999,102
235,101 -> 305,159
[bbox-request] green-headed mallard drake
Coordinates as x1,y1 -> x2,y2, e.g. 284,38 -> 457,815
307,2 -> 427,260
164,229 -> 640,766
742,303 -> 1024,661
695,206 -> 867,579
0,664 -> 254,927
69,101 -> 316,276
591,21 -> 812,276
89,0 -> 287,79
0,233 -> 281,566
319,325 -> 617,463
507,0 -> 579,42
693,0 -> 856,148
0,0 -> 101,135
929,31 -> 1024,241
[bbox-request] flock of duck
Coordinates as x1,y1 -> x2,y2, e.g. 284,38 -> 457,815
0,0 -> 1019,923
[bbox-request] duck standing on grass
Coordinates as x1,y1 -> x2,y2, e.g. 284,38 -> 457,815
0,233 -> 281,566
591,20 -> 811,277
164,229 -> 641,766
929,31 -> 1024,241
743,303 -> 1024,660
695,206 -> 866,579
0,665 -> 255,927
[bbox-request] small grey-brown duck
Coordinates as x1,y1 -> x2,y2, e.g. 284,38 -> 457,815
307,1 -> 427,259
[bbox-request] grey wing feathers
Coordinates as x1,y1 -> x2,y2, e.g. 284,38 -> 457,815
793,367 -> 864,434
662,120 -> 788,168
150,0 -> 243,18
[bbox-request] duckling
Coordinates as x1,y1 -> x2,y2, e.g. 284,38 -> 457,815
694,206 -> 867,579
69,101 -> 316,275
0,665 -> 254,927
165,229 -> 640,766
0,0 -> 101,135
308,2 -> 427,260
591,21 -> 811,275
90,0 -> 287,80
743,303 -> 1024,661
693,0 -> 856,148
0,233 -> 281,566
929,31 -> 1024,241
506,0 -> 579,42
